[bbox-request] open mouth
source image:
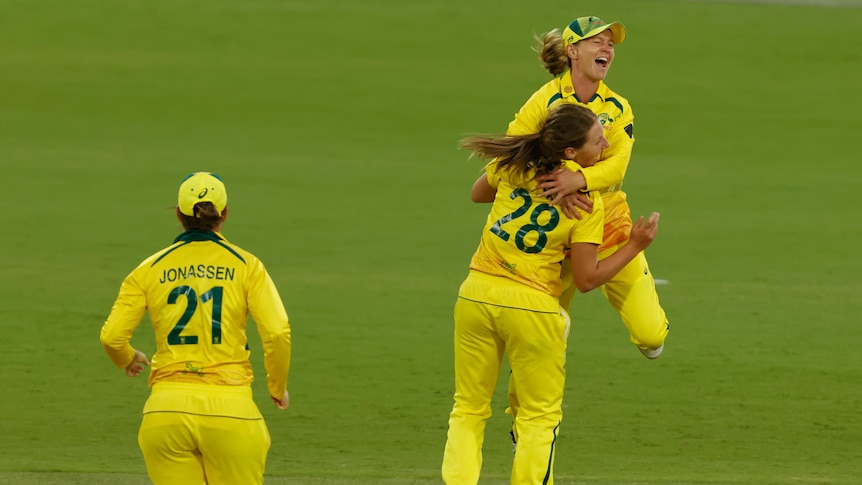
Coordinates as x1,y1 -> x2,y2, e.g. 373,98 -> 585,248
596,57 -> 609,68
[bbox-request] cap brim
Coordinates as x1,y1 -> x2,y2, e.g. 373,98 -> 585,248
589,22 -> 626,44
607,22 -> 627,44
564,21 -> 627,46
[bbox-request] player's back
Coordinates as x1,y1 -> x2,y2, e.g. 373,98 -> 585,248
133,230 -> 261,386
468,166 -> 602,298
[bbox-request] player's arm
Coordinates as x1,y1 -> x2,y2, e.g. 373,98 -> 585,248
100,271 -> 150,376
580,106 -> 634,192
536,106 -> 635,199
471,173 -> 495,202
538,163 -> 593,219
470,161 -> 503,203
570,211 -> 659,292
509,95 -> 594,217
506,89 -> 549,136
247,259 -> 292,409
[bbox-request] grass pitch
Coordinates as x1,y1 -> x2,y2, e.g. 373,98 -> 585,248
1,0 -> 860,483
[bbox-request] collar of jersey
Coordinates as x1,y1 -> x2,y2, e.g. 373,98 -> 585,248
560,70 -> 609,104
173,229 -> 225,244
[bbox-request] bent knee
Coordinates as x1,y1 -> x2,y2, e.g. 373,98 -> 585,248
630,324 -> 669,351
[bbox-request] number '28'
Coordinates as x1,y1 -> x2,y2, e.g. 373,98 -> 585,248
490,188 -> 559,254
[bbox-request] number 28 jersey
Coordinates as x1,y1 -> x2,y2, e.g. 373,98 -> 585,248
468,162 -> 605,298
100,230 -> 291,400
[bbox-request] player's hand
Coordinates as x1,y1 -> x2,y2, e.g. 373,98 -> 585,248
556,192 -> 592,220
535,168 -> 587,203
272,390 -> 290,410
125,349 -> 150,377
628,212 -> 660,251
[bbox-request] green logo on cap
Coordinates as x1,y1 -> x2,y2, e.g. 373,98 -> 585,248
588,16 -> 605,27
198,188 -> 208,199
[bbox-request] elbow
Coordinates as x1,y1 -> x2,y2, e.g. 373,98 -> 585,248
99,327 -> 113,348
275,322 -> 292,349
99,326 -> 127,356
470,192 -> 494,203
573,276 -> 601,293
575,284 -> 597,293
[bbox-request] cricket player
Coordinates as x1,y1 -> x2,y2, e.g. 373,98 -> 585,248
442,104 -> 661,484
100,172 -> 291,485
502,18 -> 671,449
510,15 -> 669,357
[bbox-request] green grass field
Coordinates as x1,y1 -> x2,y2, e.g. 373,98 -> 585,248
1,0 -> 861,483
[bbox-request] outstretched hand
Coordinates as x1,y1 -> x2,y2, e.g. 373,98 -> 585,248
629,212 -> 660,251
272,390 -> 290,410
125,349 -> 150,377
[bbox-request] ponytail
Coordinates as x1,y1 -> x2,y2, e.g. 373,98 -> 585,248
178,202 -> 223,231
460,103 -> 598,181
534,29 -> 569,77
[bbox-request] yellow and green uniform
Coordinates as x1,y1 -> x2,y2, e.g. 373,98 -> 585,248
506,69 -> 668,351
442,162 -> 604,485
100,229 -> 291,485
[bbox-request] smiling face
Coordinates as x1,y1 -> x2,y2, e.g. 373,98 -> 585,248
568,30 -> 616,82
566,119 -> 609,168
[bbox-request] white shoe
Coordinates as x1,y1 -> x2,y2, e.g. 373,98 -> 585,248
639,345 -> 664,359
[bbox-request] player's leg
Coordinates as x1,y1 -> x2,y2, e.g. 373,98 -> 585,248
505,306 -> 569,485
442,297 -> 505,485
138,412 -> 206,485
599,246 -> 669,357
505,370 -> 520,450
198,415 -> 271,485
506,260 -> 576,448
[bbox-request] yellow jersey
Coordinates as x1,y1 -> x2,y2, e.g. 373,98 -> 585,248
465,162 -> 604,303
507,71 -> 635,250
100,229 -> 291,400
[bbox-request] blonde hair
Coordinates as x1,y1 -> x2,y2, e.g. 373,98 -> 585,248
534,28 -> 569,77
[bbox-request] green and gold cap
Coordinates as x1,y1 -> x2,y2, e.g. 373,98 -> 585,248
563,16 -> 627,46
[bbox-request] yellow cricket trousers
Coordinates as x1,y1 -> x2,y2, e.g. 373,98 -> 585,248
443,272 -> 569,485
138,382 -> 271,485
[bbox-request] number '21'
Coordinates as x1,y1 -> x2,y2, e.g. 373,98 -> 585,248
490,188 -> 560,254
167,286 -> 223,345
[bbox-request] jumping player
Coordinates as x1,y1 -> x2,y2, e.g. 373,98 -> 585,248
509,15 -> 669,358
501,18 -> 671,450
